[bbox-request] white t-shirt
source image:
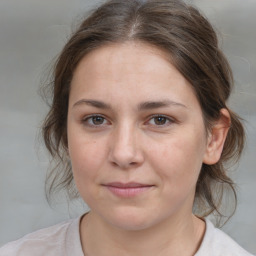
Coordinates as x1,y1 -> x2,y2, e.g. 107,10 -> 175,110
0,216 -> 254,256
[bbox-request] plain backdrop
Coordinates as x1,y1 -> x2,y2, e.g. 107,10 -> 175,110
0,0 -> 255,254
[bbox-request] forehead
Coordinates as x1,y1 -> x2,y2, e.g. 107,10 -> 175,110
73,41 -> 174,79
69,42 -> 199,109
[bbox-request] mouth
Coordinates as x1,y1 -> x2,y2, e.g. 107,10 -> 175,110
102,182 -> 154,198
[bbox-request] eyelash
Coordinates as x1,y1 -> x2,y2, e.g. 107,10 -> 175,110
82,114 -> 109,127
146,114 -> 174,127
81,114 -> 175,128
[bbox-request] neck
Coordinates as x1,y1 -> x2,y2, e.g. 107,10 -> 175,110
80,211 -> 205,256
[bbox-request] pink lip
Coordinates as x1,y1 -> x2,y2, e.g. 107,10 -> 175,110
103,182 -> 154,198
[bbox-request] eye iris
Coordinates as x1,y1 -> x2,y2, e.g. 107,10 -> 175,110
154,116 -> 167,125
92,116 -> 104,125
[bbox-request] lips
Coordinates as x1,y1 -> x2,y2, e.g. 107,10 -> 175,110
103,182 -> 154,197
106,182 -> 152,188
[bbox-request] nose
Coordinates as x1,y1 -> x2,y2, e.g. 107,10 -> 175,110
108,124 -> 144,169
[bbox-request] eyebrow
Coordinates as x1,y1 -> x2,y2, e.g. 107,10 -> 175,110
73,99 -> 111,109
72,99 -> 187,110
138,100 -> 187,110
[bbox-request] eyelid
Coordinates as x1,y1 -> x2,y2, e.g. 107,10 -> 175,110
81,114 -> 111,127
146,114 -> 175,126
80,113 -> 176,128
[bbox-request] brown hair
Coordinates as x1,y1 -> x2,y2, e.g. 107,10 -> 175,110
42,0 -> 245,222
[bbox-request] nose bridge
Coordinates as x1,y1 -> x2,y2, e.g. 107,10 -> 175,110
109,121 -> 143,168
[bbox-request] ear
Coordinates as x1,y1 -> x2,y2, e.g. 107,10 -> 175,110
203,108 -> 231,165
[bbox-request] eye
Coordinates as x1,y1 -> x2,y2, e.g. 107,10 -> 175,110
82,115 -> 108,126
147,115 -> 173,126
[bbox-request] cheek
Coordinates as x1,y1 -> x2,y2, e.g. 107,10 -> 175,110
68,136 -> 107,204
68,132 -> 106,182
148,130 -> 206,186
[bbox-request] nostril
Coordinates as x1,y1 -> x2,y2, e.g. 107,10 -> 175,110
111,161 -> 119,167
111,161 -> 137,168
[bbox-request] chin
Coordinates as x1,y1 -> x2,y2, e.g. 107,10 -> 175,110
102,207 -> 158,231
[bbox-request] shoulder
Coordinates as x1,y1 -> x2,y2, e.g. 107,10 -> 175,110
0,216 -> 84,256
196,219 -> 255,256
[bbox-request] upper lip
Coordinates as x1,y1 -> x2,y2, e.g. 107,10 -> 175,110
103,182 -> 153,188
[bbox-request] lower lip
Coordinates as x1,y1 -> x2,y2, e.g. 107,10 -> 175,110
105,186 -> 153,198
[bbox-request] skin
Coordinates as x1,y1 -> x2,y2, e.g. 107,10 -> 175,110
67,42 -> 230,256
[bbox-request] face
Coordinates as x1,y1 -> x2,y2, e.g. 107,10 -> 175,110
67,42 -> 211,231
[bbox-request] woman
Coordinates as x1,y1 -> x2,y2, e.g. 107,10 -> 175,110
0,0 -> 254,255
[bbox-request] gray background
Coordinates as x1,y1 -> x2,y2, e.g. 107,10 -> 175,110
0,0 -> 255,254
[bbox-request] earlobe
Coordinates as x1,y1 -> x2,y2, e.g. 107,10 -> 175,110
203,108 -> 231,165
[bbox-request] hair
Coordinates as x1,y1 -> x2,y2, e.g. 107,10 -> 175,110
42,0 -> 245,223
